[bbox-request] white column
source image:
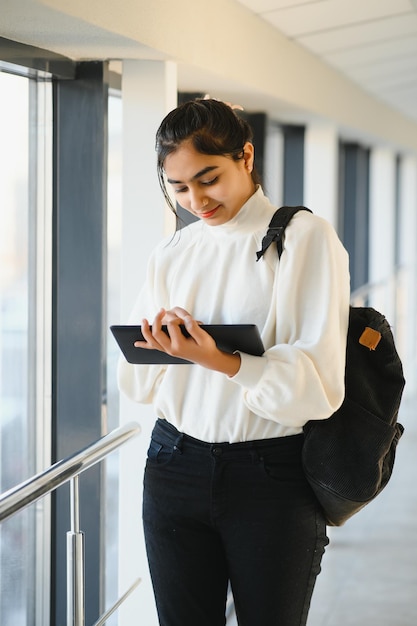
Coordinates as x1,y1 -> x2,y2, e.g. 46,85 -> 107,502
368,148 -> 397,322
398,155 -> 417,396
120,59 -> 177,321
304,123 -> 339,228
118,60 -> 177,626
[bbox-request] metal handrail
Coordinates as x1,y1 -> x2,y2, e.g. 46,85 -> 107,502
0,421 -> 141,626
91,578 -> 142,626
0,421 -> 140,522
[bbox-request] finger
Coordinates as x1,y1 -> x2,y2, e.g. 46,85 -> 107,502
135,309 -> 176,350
153,308 -> 166,328
150,308 -> 171,342
152,310 -> 184,350
138,318 -> 152,343
162,310 -> 182,324
161,307 -> 204,327
182,315 -> 209,344
134,319 -> 155,348
164,306 -> 192,321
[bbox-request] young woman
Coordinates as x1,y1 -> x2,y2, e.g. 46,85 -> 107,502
118,98 -> 350,626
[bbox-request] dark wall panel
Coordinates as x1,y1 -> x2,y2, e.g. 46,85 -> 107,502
283,125 -> 304,206
339,142 -> 370,292
52,61 -> 108,626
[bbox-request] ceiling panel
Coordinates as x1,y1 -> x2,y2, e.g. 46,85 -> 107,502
365,72 -> 417,93
236,0 -> 417,124
236,0 -> 318,13
264,0 -> 411,37
323,36 -> 417,69
296,14 -> 417,53
347,56 -> 417,82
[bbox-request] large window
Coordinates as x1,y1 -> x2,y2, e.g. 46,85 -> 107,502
0,53 -> 123,625
0,68 -> 52,626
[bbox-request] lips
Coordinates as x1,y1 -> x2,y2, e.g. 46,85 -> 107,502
199,206 -> 219,219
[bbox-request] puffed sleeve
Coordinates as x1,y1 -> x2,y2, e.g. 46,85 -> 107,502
231,212 -> 350,427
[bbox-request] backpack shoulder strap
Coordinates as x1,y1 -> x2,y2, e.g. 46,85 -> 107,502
256,205 -> 312,261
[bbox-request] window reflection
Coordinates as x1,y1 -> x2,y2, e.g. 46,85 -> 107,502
0,67 -> 52,626
0,71 -> 32,626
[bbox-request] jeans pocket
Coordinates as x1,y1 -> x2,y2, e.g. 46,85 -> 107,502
259,446 -> 305,486
147,437 -> 175,466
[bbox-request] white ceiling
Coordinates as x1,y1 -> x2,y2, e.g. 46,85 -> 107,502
235,0 -> 417,124
1,0 -> 417,140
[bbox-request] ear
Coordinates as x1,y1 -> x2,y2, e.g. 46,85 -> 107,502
242,142 -> 255,174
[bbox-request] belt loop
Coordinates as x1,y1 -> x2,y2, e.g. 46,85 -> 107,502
173,434 -> 184,454
253,448 -> 263,463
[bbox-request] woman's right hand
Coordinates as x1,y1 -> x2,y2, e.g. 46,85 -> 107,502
135,307 -> 241,377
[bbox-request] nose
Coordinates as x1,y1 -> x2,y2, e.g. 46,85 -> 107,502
189,187 -> 207,212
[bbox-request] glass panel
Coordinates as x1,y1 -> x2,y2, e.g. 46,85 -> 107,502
0,71 -> 31,626
105,89 -> 123,621
0,69 -> 52,626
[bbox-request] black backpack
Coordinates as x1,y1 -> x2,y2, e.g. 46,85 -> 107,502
257,206 -> 405,526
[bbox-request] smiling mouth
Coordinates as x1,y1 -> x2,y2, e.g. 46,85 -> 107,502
199,206 -> 219,219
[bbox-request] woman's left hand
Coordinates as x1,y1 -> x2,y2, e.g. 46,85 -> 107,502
135,307 -> 241,376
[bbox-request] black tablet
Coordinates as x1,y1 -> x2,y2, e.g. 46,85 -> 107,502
110,324 -> 264,365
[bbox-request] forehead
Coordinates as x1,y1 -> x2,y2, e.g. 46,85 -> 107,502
164,141 -> 230,182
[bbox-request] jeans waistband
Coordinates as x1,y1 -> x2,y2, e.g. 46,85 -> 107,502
152,418 -> 304,459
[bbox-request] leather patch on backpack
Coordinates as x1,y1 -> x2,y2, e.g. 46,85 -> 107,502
359,327 -> 382,351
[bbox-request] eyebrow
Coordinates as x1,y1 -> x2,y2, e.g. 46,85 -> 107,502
167,165 -> 219,185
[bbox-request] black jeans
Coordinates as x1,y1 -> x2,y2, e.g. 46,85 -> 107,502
143,419 -> 328,626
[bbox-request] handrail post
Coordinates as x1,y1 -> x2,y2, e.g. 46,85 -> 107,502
67,476 -> 85,626
0,422 -> 141,623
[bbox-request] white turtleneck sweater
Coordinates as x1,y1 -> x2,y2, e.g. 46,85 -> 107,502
118,187 -> 350,443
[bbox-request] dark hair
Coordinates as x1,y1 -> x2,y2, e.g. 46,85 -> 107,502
155,98 -> 261,216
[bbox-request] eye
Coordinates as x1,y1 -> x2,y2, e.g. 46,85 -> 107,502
201,177 -> 218,186
174,186 -> 188,194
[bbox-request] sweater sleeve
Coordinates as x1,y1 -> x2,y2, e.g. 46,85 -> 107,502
231,213 -> 350,426
117,251 -> 168,404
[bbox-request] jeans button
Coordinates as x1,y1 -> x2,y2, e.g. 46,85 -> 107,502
212,446 -> 222,457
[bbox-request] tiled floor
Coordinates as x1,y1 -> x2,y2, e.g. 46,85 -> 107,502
307,395 -> 417,626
